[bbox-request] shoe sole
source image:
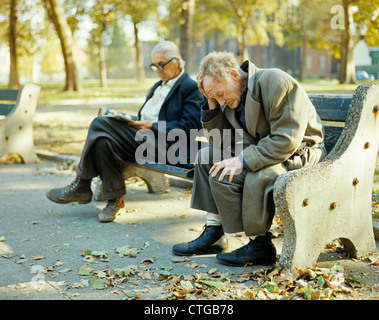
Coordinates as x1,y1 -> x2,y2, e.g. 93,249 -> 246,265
98,200 -> 125,222
216,256 -> 276,267
46,193 -> 92,205
172,246 -> 227,257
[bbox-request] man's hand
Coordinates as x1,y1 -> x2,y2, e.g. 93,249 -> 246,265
197,72 -> 218,110
128,120 -> 153,130
209,156 -> 244,182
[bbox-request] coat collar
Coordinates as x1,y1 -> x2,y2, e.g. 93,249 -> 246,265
161,71 -> 186,105
223,60 -> 260,144
141,72 -> 187,111
242,60 -> 259,93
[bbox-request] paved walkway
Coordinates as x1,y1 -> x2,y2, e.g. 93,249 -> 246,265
0,158 -> 378,300
0,159 -> 262,300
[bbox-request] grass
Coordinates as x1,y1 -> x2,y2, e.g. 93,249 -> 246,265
36,78 -> 158,105
0,78 -> 158,106
299,78 -> 379,93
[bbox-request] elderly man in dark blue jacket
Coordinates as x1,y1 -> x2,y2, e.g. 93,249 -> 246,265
46,41 -> 203,222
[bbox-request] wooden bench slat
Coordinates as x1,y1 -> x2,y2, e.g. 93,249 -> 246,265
0,90 -> 18,101
134,162 -> 194,179
309,94 -> 351,122
0,104 -> 16,115
323,125 -> 343,153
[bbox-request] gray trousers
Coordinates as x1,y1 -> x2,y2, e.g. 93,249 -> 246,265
191,146 -> 249,233
191,145 -> 326,236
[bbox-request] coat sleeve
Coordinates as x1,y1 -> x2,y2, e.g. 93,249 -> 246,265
242,77 -> 310,172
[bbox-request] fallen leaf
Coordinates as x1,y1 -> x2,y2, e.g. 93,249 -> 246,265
58,268 -> 72,273
180,280 -> 194,290
124,290 -> 140,300
91,250 -> 108,259
114,266 -> 137,277
141,257 -> 154,265
137,271 -> 152,280
32,255 -> 45,260
71,282 -> 84,289
116,245 -> 139,257
185,262 -> 198,269
91,277 -> 106,290
78,265 -> 94,276
171,256 -> 190,263
200,279 -> 226,290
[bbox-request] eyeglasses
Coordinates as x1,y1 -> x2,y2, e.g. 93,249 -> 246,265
150,57 -> 176,71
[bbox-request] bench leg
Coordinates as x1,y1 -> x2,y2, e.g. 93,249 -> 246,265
121,163 -> 170,193
93,163 -> 170,201
276,183 -> 377,273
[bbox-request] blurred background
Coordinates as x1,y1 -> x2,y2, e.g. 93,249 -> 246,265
0,0 -> 378,97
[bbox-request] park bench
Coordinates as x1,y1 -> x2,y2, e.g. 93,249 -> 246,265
0,84 -> 40,163
94,84 -> 378,272
275,84 -> 378,272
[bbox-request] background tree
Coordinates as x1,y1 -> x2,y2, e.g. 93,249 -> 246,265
190,0 -> 284,63
43,0 -> 81,91
226,0 -> 284,62
9,0 -> 19,89
119,0 -> 159,82
89,0 -> 119,88
40,33 -> 64,79
284,0 -> 335,81
105,22 -> 134,78
339,0 -> 379,84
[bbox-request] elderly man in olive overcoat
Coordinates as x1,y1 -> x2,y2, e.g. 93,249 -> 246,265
172,51 -> 326,266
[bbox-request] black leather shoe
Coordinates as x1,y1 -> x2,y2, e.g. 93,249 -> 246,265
98,197 -> 125,222
216,232 -> 276,266
46,176 -> 92,204
172,225 -> 228,256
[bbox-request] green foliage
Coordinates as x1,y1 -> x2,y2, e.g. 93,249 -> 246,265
2,0 -> 378,84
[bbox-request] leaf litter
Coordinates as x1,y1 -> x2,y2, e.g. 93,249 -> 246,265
31,227 -> 377,300
70,240 -> 378,300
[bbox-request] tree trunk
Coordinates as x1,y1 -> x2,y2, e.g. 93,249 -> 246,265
43,0 -> 81,91
8,0 -> 19,89
339,0 -> 356,84
236,25 -> 248,63
99,17 -> 107,89
133,21 -> 145,82
299,17 -> 307,82
179,0 -> 195,74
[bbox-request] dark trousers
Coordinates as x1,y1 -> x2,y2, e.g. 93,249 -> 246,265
76,117 -> 142,200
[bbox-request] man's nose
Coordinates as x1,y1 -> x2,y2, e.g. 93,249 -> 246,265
216,98 -> 225,106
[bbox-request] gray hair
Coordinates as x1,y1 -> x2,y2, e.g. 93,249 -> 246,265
199,51 -> 240,83
152,41 -> 186,69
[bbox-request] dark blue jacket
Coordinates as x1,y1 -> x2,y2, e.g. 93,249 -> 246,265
138,72 -> 204,167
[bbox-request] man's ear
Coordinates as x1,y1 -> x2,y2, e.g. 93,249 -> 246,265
229,69 -> 240,81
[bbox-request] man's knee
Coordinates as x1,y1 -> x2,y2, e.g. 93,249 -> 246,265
93,137 -> 109,151
195,146 -> 225,165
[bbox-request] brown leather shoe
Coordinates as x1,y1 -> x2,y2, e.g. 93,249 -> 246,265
46,176 -> 92,204
98,197 -> 125,222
